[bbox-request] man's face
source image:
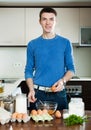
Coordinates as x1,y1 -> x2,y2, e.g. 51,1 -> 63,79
39,12 -> 56,33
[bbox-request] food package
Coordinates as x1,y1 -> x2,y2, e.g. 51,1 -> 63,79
0,107 -> 11,125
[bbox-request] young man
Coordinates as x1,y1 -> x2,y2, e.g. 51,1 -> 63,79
25,7 -> 75,111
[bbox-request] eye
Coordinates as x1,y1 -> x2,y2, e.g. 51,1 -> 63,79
41,17 -> 46,21
50,18 -> 54,21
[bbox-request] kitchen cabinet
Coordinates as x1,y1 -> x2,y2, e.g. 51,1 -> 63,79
56,8 -> 79,43
0,8 -> 90,46
25,8 -> 42,44
80,8 -> 91,27
26,8 -> 79,44
0,8 -> 25,46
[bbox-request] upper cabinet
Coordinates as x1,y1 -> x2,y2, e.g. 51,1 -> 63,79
0,8 -> 91,46
80,8 -> 91,27
56,8 -> 80,43
25,8 -> 42,45
0,8 -> 25,46
26,8 -> 79,44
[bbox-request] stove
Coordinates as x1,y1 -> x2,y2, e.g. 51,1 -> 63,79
65,85 -> 82,102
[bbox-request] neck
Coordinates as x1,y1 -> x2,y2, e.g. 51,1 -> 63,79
42,33 -> 56,39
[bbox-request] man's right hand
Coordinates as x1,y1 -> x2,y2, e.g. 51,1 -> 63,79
28,89 -> 37,103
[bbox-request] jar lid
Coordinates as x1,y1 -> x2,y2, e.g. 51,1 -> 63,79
71,98 -> 82,102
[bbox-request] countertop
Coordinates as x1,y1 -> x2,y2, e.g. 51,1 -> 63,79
70,77 -> 91,81
0,78 -> 24,96
0,111 -> 91,130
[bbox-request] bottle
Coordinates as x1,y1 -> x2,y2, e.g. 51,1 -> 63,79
69,98 -> 85,117
0,80 -> 4,95
15,94 -> 27,113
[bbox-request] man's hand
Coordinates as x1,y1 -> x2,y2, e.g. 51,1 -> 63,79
51,79 -> 64,92
28,89 -> 37,103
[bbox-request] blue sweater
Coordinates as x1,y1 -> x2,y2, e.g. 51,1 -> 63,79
25,34 -> 75,87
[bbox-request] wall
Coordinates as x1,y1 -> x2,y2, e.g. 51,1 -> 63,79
0,47 -> 26,78
73,47 -> 91,77
0,46 -> 91,79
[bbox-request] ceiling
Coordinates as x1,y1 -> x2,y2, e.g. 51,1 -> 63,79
0,0 -> 91,7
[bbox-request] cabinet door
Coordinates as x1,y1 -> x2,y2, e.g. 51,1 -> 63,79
0,8 -> 25,46
26,8 -> 79,44
80,8 -> 91,27
56,8 -> 79,43
26,8 -> 42,44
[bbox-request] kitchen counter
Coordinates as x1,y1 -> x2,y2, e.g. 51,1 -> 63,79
0,111 -> 91,130
71,77 -> 91,81
0,78 -> 24,96
1,77 -> 91,97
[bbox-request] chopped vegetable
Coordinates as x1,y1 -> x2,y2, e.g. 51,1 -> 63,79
64,114 -> 88,126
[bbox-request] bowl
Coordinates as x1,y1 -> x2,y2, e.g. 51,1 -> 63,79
36,101 -> 58,115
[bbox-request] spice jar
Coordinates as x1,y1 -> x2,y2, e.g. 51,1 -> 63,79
69,98 -> 85,117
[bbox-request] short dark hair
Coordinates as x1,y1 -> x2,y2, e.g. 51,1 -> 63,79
39,7 -> 57,20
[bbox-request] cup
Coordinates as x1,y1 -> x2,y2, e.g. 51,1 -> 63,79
63,109 -> 69,119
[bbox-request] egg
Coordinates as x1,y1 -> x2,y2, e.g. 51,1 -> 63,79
48,110 -> 55,115
22,113 -> 28,119
55,110 -> 61,118
37,109 -> 43,115
42,109 -> 48,114
16,113 -> 23,119
12,112 -> 18,119
51,85 -> 56,92
31,109 -> 37,116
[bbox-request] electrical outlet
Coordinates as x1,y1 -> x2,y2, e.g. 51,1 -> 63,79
12,63 -> 23,67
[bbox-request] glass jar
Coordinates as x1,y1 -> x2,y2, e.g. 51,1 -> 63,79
69,98 -> 85,116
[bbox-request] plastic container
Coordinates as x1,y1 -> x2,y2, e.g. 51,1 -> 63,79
69,98 -> 85,117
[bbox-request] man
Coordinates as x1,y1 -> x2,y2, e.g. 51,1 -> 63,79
25,7 -> 75,111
